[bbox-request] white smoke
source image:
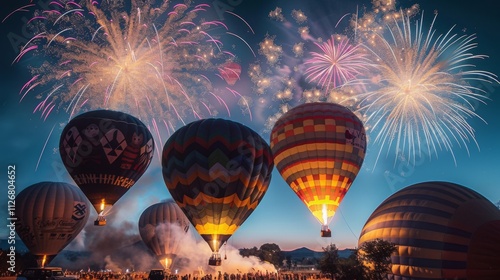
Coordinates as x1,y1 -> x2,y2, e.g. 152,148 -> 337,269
52,220 -> 158,272
170,225 -> 276,275
53,220 -> 276,274
104,255 -> 122,272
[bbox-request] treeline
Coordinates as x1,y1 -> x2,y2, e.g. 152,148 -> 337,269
239,239 -> 397,280
239,243 -> 285,268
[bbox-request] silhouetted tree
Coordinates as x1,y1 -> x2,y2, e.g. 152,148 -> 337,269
259,243 -> 284,268
337,250 -> 365,280
239,244 -> 284,269
317,244 -> 340,280
285,255 -> 292,269
359,239 -> 397,280
239,246 -> 259,258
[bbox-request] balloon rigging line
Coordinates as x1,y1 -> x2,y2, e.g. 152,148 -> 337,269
339,207 -> 359,241
35,124 -> 56,172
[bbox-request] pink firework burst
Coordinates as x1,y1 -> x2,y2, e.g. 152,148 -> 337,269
304,36 -> 372,93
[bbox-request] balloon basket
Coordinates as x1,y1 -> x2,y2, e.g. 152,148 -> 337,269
208,254 -> 222,266
321,225 -> 331,237
94,216 -> 106,226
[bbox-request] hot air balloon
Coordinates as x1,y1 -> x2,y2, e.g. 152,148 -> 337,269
162,118 -> 274,266
15,182 -> 89,267
59,110 -> 154,225
359,181 -> 500,280
218,62 -> 241,85
138,200 -> 190,271
270,102 -> 366,237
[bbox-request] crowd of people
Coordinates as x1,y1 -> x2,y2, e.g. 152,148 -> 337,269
61,270 -> 328,280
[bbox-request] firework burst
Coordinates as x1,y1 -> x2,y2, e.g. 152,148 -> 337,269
13,0 -> 250,141
347,9 -> 499,165
304,35 -> 373,93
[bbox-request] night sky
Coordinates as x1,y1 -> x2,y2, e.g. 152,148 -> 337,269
1,0 -> 500,256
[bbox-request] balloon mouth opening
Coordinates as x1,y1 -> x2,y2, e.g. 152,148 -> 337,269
208,253 -> 222,266
36,254 -> 52,268
161,258 -> 172,270
93,200 -> 113,225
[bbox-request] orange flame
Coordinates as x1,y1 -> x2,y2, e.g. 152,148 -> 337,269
41,255 -> 47,268
162,258 -> 172,270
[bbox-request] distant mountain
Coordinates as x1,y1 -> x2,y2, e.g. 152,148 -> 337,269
283,247 -> 323,260
283,247 -> 354,260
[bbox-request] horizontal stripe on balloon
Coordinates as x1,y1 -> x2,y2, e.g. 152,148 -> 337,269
195,223 -> 239,235
164,137 -> 271,158
174,192 -> 262,211
165,163 -> 270,192
271,114 -> 362,138
393,256 -> 466,269
272,141 -> 363,164
360,220 -> 472,240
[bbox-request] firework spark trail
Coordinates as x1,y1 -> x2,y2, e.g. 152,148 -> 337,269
225,10 -> 255,34
346,9 -> 499,166
14,0 -> 252,139
2,4 -> 35,23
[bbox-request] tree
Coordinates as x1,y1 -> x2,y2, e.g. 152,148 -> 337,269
317,243 -> 340,280
337,250 -> 365,280
258,243 -> 284,268
239,244 -> 284,269
239,246 -> 259,258
285,255 -> 292,269
358,239 -> 397,280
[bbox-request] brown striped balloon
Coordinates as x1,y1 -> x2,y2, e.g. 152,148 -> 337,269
359,181 -> 500,280
15,181 -> 90,267
138,200 -> 190,271
270,102 -> 366,234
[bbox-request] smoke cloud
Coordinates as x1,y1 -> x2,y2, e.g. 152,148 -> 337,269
52,219 -> 276,275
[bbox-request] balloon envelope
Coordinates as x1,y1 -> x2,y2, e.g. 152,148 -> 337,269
15,181 -> 90,267
59,110 -> 154,223
359,181 -> 500,280
162,118 -> 273,261
218,62 -> 241,85
138,200 -> 190,270
270,102 -> 366,233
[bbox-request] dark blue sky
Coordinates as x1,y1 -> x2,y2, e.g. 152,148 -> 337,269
1,0 -> 499,252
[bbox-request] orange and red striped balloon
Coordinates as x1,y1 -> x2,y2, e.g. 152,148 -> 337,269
270,102 -> 366,234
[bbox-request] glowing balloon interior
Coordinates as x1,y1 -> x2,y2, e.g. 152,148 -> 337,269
138,200 -> 190,271
59,110 -> 154,225
162,118 -> 274,266
15,181 -> 89,267
270,102 -> 366,237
